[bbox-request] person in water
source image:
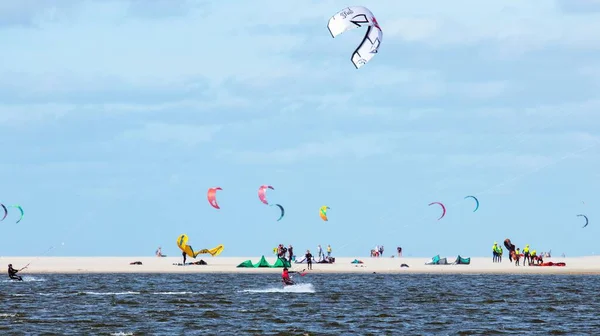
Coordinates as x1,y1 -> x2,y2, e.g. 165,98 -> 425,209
281,267 -> 298,285
8,264 -> 23,281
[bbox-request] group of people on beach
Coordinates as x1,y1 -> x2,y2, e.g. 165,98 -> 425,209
274,244 -> 333,264
275,244 -> 294,262
493,241 -> 550,266
370,245 -> 385,257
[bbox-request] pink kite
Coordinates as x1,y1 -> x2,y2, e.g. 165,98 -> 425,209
428,202 -> 446,220
258,185 -> 274,205
207,187 -> 222,209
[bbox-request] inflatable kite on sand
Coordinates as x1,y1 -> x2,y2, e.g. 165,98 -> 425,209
176,234 -> 224,258
504,238 -> 515,252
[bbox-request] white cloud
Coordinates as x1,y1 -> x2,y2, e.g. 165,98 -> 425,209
223,131 -> 409,164
0,103 -> 69,124
119,122 -> 222,146
380,1 -> 600,51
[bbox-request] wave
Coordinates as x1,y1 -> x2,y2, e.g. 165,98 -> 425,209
82,291 -> 140,296
240,283 -> 316,293
1,276 -> 46,283
151,291 -> 206,295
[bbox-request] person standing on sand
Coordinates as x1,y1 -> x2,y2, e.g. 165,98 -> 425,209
497,244 -> 503,262
327,244 -> 332,258
514,248 -> 521,266
523,245 -> 530,266
317,245 -> 323,261
492,242 -> 498,262
397,246 -> 402,257
288,245 -> 294,262
305,250 -> 313,270
182,251 -> 187,264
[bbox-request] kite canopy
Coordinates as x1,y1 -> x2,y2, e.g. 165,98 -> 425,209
428,202 -> 446,220
504,239 -> 515,252
207,187 -> 222,209
327,6 -> 382,69
271,204 -> 285,221
319,206 -> 330,221
10,205 -> 23,223
464,195 -> 479,212
0,204 -> 7,221
258,185 -> 274,205
577,214 -> 589,228
176,234 -> 224,258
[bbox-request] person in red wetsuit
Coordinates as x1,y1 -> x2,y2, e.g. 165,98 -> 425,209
282,267 -> 297,285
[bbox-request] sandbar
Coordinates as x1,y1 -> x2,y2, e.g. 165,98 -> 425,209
1,256 -> 598,275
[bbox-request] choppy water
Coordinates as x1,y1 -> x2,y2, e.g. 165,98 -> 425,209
1,273 -> 599,335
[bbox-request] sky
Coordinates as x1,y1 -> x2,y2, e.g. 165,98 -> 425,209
1,0 -> 599,258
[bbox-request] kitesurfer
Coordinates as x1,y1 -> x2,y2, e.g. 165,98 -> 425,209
514,248 -> 521,266
282,267 -> 297,286
8,264 -> 23,281
327,244 -> 332,258
182,251 -> 187,265
305,250 -> 313,270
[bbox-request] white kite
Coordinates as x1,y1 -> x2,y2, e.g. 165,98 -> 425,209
327,6 -> 383,69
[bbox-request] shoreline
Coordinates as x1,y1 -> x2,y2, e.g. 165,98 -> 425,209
1,256 -> 598,275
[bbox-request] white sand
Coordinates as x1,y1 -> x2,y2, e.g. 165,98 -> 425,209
1,255 -> 598,274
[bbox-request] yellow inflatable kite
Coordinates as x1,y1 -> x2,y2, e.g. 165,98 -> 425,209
176,234 -> 224,258
319,206 -> 330,221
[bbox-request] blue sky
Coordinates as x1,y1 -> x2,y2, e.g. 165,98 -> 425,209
1,0 -> 599,258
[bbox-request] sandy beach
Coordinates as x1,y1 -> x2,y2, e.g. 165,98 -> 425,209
1,255 -> 598,274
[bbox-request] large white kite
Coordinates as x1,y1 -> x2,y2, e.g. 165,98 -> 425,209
327,6 -> 383,69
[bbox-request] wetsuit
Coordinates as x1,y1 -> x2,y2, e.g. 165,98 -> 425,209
282,269 -> 293,285
305,253 -> 313,270
182,251 -> 187,264
8,266 -> 22,281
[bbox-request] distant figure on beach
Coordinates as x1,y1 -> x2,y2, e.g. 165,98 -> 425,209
327,244 -> 332,258
155,246 -> 163,257
305,250 -> 313,270
317,245 -> 323,261
397,246 -> 402,257
492,242 -> 499,262
288,245 -> 294,262
182,251 -> 187,264
514,248 -> 521,266
8,264 -> 23,281
498,245 -> 503,262
523,245 -> 530,266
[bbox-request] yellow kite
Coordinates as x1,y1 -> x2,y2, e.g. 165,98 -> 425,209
176,234 -> 224,258
319,206 -> 330,221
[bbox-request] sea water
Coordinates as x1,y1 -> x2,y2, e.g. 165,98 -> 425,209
1,273 -> 599,335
